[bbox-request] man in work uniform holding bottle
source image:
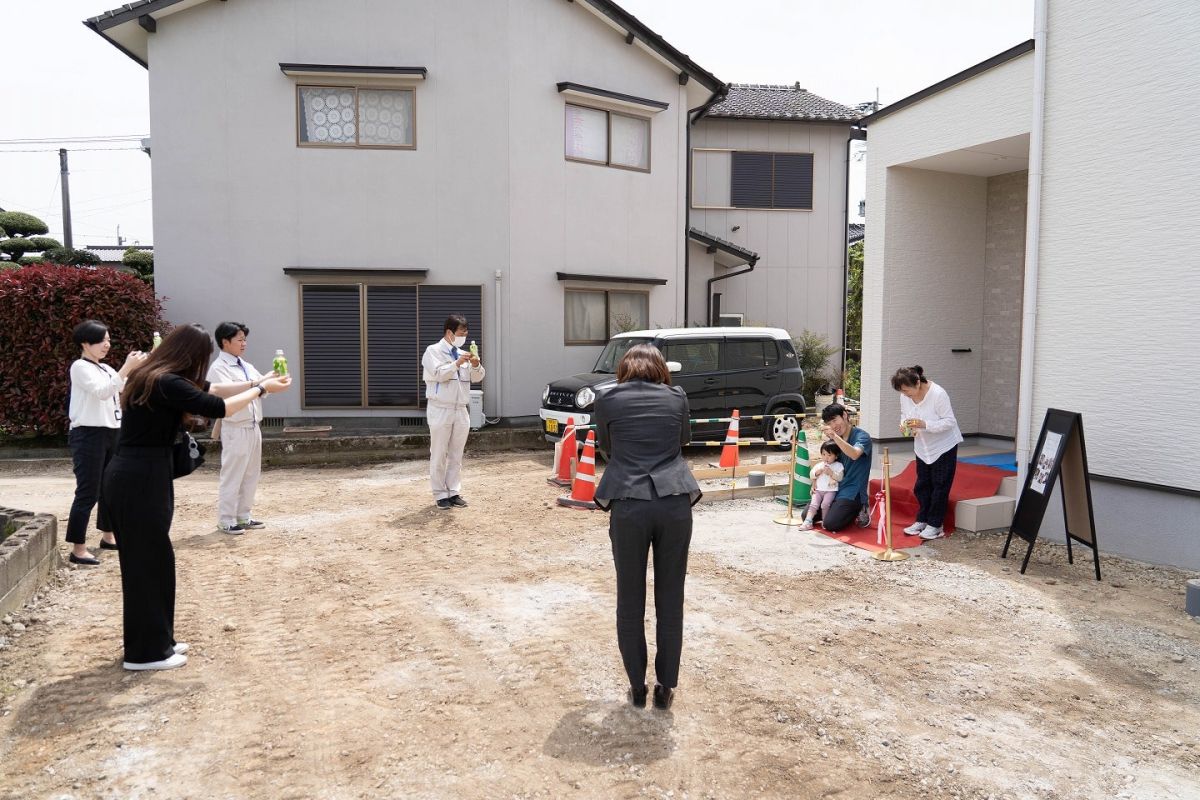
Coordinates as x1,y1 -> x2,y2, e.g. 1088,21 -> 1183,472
422,314 -> 485,510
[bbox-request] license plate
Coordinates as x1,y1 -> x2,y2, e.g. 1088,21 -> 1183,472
545,419 -> 559,434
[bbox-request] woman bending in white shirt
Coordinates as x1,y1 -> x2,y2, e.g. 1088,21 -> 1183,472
66,320 -> 146,565
892,365 -> 963,540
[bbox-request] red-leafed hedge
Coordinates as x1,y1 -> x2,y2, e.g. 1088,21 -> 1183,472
0,263 -> 167,437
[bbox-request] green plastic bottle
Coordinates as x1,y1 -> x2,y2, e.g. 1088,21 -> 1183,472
469,340 -> 479,359
272,349 -> 288,377
152,331 -> 162,350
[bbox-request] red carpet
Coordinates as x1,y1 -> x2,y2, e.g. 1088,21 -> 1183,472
815,462 -> 1011,553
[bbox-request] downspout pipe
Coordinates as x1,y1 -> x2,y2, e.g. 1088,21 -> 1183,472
706,256 -> 758,326
685,85 -> 729,328
1016,0 -> 1048,485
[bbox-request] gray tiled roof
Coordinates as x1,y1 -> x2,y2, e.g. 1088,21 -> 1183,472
848,223 -> 865,244
708,84 -> 860,122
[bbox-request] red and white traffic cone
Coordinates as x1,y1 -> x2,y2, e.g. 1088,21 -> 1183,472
835,388 -> 845,408
718,409 -> 740,468
557,430 -> 598,510
547,417 -> 576,487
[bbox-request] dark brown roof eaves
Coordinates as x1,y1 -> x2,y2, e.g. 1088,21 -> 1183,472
859,39 -> 1035,126
706,84 -> 860,123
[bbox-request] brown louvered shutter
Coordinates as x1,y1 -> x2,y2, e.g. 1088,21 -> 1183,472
772,153 -> 814,210
301,285 -> 363,407
417,285 -> 484,406
730,151 -> 773,208
366,285 -> 419,406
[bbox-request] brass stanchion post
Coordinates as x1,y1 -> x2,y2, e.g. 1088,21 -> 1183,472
774,429 -> 803,526
872,447 -> 910,562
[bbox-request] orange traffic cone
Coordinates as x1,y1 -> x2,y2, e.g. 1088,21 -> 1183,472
557,430 -> 598,510
719,409 -> 740,468
547,417 -> 576,487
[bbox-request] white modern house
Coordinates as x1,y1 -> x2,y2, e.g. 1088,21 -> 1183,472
859,0 -> 1199,568
689,84 -> 861,367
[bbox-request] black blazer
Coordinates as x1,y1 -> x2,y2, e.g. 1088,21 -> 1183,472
593,380 -> 701,510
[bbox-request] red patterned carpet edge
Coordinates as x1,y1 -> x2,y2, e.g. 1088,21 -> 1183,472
813,462 -> 1012,554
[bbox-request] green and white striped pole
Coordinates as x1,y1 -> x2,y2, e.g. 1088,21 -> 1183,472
791,430 -> 813,506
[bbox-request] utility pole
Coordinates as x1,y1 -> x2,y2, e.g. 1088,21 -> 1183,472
117,225 -> 124,247
59,148 -> 73,249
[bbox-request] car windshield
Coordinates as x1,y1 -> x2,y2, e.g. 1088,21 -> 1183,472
592,337 -> 653,374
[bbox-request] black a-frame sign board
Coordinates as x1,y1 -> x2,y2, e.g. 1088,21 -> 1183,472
1002,409 -> 1102,580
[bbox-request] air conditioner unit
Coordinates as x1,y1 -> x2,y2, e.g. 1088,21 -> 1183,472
717,313 -> 744,327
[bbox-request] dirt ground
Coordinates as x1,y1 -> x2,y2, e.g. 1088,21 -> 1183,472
0,450 -> 1198,800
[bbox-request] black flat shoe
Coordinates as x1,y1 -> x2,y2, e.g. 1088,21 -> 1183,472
68,553 -> 100,566
628,684 -> 648,708
99,540 -> 119,550
652,684 -> 673,710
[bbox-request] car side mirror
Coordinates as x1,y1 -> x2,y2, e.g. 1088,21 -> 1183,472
666,361 -> 682,373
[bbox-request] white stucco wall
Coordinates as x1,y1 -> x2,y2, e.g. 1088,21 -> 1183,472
1034,0 -> 1200,489
862,52 -> 1032,437
146,0 -> 696,419
690,119 -> 852,358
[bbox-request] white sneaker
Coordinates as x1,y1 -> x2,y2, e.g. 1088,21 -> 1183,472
798,520 -> 814,530
919,526 -> 945,540
173,642 -> 189,655
123,653 -> 187,671
903,522 -> 928,535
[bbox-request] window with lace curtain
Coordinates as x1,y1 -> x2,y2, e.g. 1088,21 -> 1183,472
297,85 -> 415,149
564,289 -> 649,345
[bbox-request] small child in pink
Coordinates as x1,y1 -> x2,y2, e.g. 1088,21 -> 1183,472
799,441 -> 844,530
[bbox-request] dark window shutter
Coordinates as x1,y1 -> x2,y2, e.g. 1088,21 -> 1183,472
772,153 -> 813,209
301,285 -> 362,407
417,285 -> 484,406
730,152 -> 773,208
366,285 -> 419,406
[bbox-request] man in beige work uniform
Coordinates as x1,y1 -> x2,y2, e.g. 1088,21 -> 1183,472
422,314 -> 484,510
207,321 -> 269,534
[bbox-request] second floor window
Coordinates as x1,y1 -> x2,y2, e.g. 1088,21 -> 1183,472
564,104 -> 651,172
731,151 -> 813,209
297,85 -> 415,149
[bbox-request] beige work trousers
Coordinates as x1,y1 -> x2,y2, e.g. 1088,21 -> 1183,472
218,423 -> 262,526
427,403 -> 471,500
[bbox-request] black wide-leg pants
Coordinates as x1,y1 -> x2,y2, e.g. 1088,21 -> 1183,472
914,445 -> 958,528
66,426 -> 118,544
102,448 -> 177,664
609,493 -> 693,691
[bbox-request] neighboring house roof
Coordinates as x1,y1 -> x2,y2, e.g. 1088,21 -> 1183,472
848,224 -> 864,244
707,84 -> 860,123
688,227 -> 759,267
83,0 -> 725,93
85,245 -> 153,262
859,40 -> 1034,126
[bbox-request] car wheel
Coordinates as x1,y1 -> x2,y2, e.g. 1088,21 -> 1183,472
767,410 -> 800,450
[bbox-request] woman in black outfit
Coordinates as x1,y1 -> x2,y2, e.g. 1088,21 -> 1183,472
593,344 -> 701,710
104,324 -> 291,671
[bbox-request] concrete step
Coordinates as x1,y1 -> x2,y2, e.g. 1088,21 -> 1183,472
955,495 -> 1015,532
999,475 -> 1020,498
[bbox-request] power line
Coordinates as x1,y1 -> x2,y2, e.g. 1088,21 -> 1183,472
0,147 -> 144,154
0,135 -> 147,145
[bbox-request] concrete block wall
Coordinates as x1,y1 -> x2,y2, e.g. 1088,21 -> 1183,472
980,170 -> 1027,437
0,510 -> 59,617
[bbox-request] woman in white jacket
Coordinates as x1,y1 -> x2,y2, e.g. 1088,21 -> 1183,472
892,365 -> 963,540
65,320 -> 146,565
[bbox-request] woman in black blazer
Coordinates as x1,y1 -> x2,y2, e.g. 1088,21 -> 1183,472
593,344 -> 701,710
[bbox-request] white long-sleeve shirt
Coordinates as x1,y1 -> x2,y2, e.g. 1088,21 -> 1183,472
900,381 -> 964,464
205,351 -> 263,425
422,340 -> 484,408
68,358 -> 125,429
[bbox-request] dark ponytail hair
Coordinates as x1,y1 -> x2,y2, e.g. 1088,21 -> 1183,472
123,324 -> 214,409
890,365 -> 927,391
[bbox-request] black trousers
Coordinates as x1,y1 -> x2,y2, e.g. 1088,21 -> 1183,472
914,445 -> 958,527
822,497 -> 863,532
66,426 -> 118,544
102,448 -> 177,664
609,494 -> 692,690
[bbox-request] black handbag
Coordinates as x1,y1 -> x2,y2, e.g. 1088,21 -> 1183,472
172,429 -> 206,479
